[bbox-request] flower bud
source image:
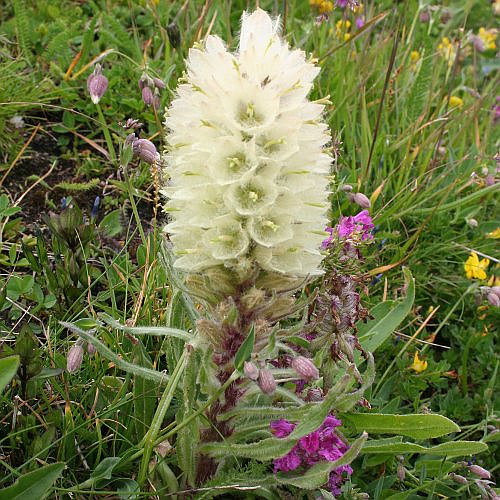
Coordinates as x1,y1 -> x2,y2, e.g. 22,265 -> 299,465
67,344 -> 84,373
449,473 -> 468,485
87,64 -> 108,104
87,342 -> 96,356
470,35 -> 485,52
133,138 -> 160,164
491,286 -> 500,298
341,184 -> 353,192
351,192 -> 371,209
244,361 -> 259,380
167,21 -> 181,49
397,463 -> 406,481
152,77 -> 166,89
487,292 -> 500,307
469,465 -> 491,479
466,218 -> 478,228
125,132 -> 137,146
419,10 -> 430,23
142,86 -> 154,107
153,93 -> 161,112
91,196 -> 100,219
484,174 -> 495,187
258,368 -> 276,395
305,388 -> 323,401
440,10 -> 451,24
291,356 -> 319,381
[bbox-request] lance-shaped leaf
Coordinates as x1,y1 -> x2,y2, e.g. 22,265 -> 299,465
362,438 -> 488,457
0,355 -> 19,393
357,268 -> 414,353
0,462 -> 64,499
342,413 -> 460,440
234,325 -> 255,372
99,313 -> 193,341
199,436 -> 296,461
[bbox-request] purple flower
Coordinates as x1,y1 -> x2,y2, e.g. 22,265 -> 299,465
355,16 -> 365,29
270,419 -> 295,438
87,64 -> 108,104
274,451 -> 301,472
322,226 -> 334,248
337,210 -> 374,241
335,0 -> 360,9
271,414 -> 353,496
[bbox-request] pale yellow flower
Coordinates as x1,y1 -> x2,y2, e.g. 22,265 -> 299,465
410,351 -> 428,373
464,252 -> 490,280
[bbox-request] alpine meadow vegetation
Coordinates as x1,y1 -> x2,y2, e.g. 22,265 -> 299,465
0,0 -> 498,499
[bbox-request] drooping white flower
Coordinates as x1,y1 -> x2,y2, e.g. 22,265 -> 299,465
163,9 -> 331,276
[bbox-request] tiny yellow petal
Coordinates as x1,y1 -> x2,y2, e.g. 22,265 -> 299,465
411,351 -> 428,373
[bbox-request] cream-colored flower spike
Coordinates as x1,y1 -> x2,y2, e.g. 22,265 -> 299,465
163,9 -> 331,276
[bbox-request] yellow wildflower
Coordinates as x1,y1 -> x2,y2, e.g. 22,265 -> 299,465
410,351 -> 428,373
309,0 -> 322,7
438,37 -> 456,65
354,3 -> 364,14
319,1 -> 334,14
410,50 -> 420,62
487,275 -> 500,287
478,27 -> 497,51
486,227 -> 500,239
464,252 -> 490,280
449,96 -> 463,108
335,19 -> 351,39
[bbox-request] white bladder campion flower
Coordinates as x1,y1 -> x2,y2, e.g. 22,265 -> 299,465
163,9 -> 331,276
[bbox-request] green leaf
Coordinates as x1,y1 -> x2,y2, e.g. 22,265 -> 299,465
0,462 -> 64,500
79,457 -> 121,489
99,209 -> 123,237
30,367 -> 65,380
199,437 -> 295,461
343,413 -> 460,439
99,313 -> 193,341
234,325 -> 255,371
362,438 -> 487,457
91,457 -> 121,481
424,441 -> 488,457
0,355 -> 20,392
357,268 -> 414,352
276,432 -> 367,489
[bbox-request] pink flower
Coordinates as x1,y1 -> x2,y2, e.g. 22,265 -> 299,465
271,414 -> 352,496
338,210 -> 374,241
270,419 -> 295,438
322,226 -> 335,248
